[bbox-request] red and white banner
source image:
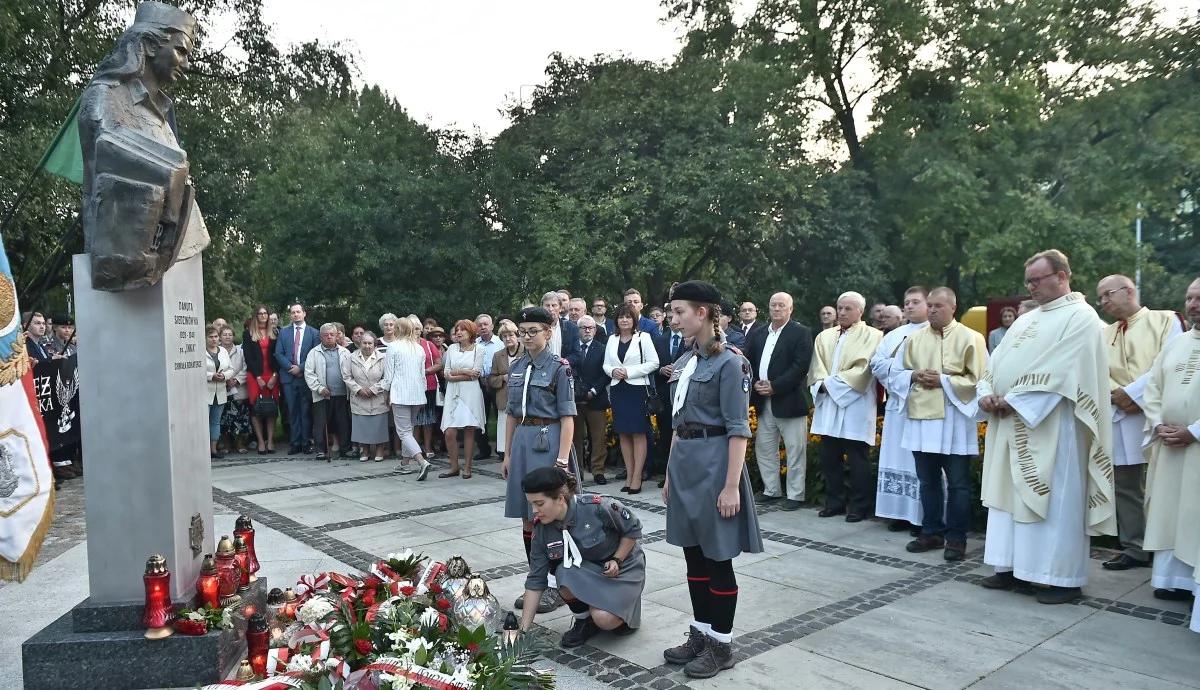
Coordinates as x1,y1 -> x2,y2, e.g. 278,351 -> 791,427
0,236 -> 55,582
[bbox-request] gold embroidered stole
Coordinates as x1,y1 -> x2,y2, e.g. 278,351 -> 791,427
809,321 -> 883,394
903,321 -> 987,420
1104,307 -> 1180,389
979,292 -> 1116,535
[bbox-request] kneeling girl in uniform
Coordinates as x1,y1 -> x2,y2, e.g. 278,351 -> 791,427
518,466 -> 646,648
661,280 -> 763,679
503,306 -> 577,613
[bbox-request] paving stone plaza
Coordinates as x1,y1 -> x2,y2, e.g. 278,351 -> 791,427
2,454 -> 1197,689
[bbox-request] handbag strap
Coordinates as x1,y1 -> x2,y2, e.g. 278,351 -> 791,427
637,335 -> 657,396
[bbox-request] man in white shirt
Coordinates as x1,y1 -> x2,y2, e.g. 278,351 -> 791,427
747,292 -> 814,510
738,301 -> 763,341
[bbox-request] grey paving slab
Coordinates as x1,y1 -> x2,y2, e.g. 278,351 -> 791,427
409,501 -> 531,538
880,581 -> 1095,644
740,547 -> 910,599
243,485 -> 389,525
1117,582 -> 1196,614
646,572 -> 835,630
211,466 -> 299,492
973,648 -> 1196,689
1077,557 -> 1152,601
1038,611 -> 1200,687
687,645 -> 921,689
756,508 -> 878,541
328,517 -> 455,555
641,534 -> 801,568
793,606 -> 1032,690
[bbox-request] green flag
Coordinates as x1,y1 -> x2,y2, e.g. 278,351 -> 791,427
36,98 -> 83,184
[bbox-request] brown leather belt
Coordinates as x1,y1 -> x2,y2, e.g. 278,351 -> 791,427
519,417 -> 560,426
676,425 -> 727,439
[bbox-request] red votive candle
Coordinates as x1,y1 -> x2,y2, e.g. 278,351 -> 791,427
142,554 -> 174,639
246,612 -> 270,677
234,515 -> 261,582
196,554 -> 220,609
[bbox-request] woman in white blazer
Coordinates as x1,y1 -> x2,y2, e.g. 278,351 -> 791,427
603,304 -> 660,493
204,325 -> 235,459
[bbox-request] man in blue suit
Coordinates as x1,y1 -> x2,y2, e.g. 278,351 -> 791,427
274,302 -> 320,454
647,312 -> 688,484
622,288 -> 661,338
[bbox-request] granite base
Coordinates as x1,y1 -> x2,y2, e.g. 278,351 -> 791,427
22,579 -> 267,690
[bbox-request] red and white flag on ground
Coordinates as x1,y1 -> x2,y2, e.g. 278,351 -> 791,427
0,231 -> 55,582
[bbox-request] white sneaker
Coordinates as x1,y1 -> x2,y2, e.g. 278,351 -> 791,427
397,462 -> 416,475
416,458 -> 432,482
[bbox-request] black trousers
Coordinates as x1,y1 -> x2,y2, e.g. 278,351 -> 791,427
475,383 -> 495,455
818,436 -> 873,515
312,395 -> 351,452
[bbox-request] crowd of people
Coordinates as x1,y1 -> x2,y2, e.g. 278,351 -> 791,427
27,248 -> 1200,674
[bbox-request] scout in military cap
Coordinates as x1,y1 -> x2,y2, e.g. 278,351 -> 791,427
660,280 -> 763,679
516,467 -> 646,648
503,305 -> 578,614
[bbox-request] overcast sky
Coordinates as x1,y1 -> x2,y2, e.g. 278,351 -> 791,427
258,0 -> 688,138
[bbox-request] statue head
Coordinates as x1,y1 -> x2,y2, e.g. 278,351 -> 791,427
92,2 -> 197,88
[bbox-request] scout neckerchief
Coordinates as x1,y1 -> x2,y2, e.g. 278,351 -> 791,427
561,529 -> 584,568
672,354 -> 699,415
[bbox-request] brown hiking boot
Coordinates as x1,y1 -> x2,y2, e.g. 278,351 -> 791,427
905,534 -> 945,553
684,638 -> 735,678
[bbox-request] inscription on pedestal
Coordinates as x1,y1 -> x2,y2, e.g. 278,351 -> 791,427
172,300 -> 204,372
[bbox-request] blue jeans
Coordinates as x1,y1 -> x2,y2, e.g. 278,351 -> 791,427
282,379 -> 312,447
208,403 -> 225,442
913,451 -> 973,543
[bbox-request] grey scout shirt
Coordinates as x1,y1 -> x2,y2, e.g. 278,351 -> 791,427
525,493 -> 643,591
506,346 -> 577,419
669,348 -> 753,438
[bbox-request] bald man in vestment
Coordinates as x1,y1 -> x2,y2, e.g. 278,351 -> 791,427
1095,274 -> 1183,571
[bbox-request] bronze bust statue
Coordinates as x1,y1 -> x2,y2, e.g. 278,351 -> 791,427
79,1 -> 209,291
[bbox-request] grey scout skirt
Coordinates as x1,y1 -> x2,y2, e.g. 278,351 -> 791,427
666,435 -> 764,561
555,546 -> 646,629
505,423 -> 565,520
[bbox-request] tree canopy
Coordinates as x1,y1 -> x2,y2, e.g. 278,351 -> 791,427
2,0 -> 1196,327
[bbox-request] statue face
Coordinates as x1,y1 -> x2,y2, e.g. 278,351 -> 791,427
149,31 -> 193,86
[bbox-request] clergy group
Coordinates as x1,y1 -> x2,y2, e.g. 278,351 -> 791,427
801,248 -> 1199,632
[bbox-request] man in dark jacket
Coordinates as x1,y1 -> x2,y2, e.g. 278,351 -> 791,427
647,315 -> 688,485
746,292 -> 814,510
573,316 -> 612,484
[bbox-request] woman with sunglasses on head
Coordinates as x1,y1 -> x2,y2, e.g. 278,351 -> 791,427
243,305 -> 279,454
660,280 -> 762,680
503,306 -> 578,615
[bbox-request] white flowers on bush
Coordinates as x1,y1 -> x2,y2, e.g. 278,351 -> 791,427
185,610 -> 205,622
297,596 -> 336,625
285,653 -> 315,673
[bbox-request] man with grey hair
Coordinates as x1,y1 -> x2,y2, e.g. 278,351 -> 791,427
878,306 -> 904,334
474,313 -> 502,460
573,315 -> 611,483
809,291 -> 883,520
304,323 -> 352,461
567,298 -> 587,323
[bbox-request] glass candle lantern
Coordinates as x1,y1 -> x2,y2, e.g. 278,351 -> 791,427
142,554 -> 175,639
215,535 -> 242,606
195,554 -> 220,609
281,587 -> 299,619
246,612 -> 270,677
265,588 -> 286,644
233,534 -> 251,592
233,515 -> 261,582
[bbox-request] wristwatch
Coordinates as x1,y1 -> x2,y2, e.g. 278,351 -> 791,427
555,458 -> 570,469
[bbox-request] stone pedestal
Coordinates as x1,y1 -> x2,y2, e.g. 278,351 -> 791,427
72,253 -> 213,601
22,254 -> 223,689
22,579 -> 268,689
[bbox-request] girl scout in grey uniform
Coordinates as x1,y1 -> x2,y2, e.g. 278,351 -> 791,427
661,280 -> 764,680
502,306 -> 578,614
517,467 -> 645,648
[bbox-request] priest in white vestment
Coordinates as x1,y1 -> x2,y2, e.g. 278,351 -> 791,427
870,287 -> 929,530
977,250 -> 1116,605
1141,278 -> 1200,632
900,288 -> 987,561
1096,274 -> 1184,571
809,291 -> 883,521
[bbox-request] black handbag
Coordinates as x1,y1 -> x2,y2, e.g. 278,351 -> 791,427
638,338 -> 663,415
253,395 -> 278,418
